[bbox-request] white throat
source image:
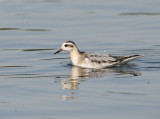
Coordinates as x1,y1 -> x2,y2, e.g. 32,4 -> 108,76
69,48 -> 82,66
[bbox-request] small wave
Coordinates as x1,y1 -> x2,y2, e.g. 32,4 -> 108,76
119,12 -> 160,16
0,66 -> 31,68
23,48 -> 55,51
0,27 -> 51,31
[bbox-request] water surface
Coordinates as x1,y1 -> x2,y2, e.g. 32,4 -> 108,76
0,0 -> 160,119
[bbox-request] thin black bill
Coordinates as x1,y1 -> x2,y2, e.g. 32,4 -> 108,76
54,49 -> 63,54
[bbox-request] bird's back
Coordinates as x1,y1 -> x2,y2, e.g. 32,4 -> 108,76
80,52 -> 142,69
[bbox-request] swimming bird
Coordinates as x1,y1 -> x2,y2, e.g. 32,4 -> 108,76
54,41 -> 142,69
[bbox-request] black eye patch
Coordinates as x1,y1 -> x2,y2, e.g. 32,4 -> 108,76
64,44 -> 73,47
64,44 -> 69,47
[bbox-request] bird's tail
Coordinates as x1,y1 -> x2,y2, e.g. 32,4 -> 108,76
121,55 -> 143,64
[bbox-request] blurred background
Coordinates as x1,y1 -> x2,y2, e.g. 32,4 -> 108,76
0,0 -> 160,119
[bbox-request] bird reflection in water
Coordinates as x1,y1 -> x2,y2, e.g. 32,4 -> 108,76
57,65 -> 141,100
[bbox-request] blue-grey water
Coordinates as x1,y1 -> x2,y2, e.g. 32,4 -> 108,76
0,0 -> 160,119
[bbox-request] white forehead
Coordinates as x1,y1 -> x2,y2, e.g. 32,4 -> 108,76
64,42 -> 73,45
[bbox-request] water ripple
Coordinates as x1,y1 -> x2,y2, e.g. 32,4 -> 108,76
119,12 -> 160,16
0,27 -> 51,31
23,48 -> 55,52
0,66 -> 31,68
105,91 -> 147,96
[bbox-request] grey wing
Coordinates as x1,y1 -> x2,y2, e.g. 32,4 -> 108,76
110,55 -> 142,63
83,52 -> 116,63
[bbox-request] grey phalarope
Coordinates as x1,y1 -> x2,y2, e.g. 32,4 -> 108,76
54,41 -> 142,69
